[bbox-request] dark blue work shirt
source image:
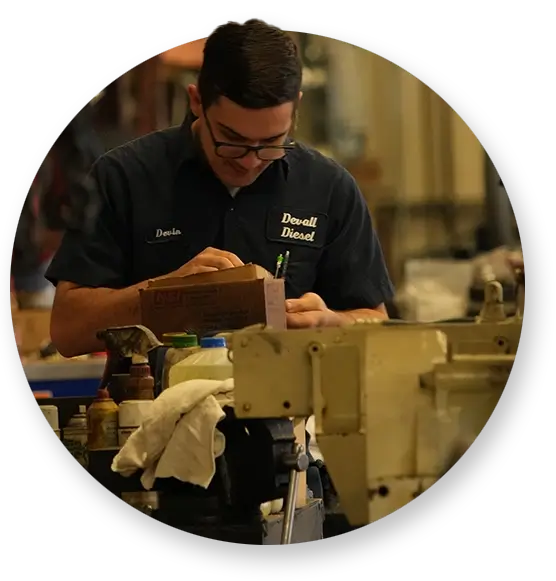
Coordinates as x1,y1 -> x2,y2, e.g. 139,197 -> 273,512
46,116 -> 395,310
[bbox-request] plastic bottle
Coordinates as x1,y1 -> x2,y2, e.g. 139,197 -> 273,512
162,333 -> 201,391
40,404 -> 60,439
63,405 -> 89,467
118,400 -> 154,447
168,336 -> 233,387
87,388 -> 119,450
118,387 -> 158,510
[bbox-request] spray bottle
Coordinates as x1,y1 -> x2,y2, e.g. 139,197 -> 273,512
96,326 -> 161,513
96,325 -> 163,402
119,358 -> 159,514
118,352 -> 156,447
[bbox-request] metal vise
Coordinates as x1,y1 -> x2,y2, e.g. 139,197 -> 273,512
88,325 -> 313,544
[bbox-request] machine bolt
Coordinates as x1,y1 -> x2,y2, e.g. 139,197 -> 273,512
282,445 -> 309,472
378,485 -> 389,497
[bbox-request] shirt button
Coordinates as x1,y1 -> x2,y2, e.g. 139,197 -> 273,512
229,206 -> 235,212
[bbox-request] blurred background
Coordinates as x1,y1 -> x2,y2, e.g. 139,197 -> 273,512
11,33 -> 522,366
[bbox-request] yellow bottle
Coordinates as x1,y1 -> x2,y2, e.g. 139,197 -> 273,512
87,388 -> 119,450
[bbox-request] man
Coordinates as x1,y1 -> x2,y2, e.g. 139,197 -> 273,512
46,19 -> 395,358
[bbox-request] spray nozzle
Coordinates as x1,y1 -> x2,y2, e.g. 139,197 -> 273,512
96,325 -> 162,362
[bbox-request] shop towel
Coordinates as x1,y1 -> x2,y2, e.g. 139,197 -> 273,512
111,378 -> 234,489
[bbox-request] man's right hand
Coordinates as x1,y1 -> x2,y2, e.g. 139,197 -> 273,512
174,247 -> 244,276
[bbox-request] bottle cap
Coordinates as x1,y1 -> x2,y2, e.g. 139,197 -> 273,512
163,333 -> 198,348
96,388 -> 111,400
200,337 -> 227,349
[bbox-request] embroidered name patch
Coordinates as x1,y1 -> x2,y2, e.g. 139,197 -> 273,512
266,208 -> 327,248
146,227 -> 183,244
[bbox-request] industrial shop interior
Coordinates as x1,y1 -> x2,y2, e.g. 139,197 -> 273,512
11,25 -> 523,544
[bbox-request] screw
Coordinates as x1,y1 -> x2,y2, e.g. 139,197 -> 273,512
243,403 -> 251,412
378,485 -> 389,497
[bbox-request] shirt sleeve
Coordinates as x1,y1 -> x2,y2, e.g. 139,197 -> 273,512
45,155 -> 131,289
313,169 -> 395,311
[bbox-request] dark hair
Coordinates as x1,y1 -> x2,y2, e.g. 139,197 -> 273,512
198,19 -> 302,110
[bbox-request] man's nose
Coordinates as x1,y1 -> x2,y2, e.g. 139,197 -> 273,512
237,151 -> 263,170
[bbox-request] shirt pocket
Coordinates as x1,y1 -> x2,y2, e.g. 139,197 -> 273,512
282,258 -> 320,299
265,207 -> 327,298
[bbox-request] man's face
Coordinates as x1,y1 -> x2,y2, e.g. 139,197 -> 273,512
188,86 -> 295,188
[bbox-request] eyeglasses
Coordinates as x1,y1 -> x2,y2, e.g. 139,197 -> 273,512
204,113 -> 296,161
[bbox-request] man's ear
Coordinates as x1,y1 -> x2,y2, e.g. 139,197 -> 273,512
187,84 -> 202,117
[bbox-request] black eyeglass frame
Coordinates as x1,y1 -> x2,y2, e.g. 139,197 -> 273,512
204,112 -> 296,161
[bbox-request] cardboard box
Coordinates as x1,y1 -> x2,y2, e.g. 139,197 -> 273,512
149,264 -> 273,289
140,265 -> 287,339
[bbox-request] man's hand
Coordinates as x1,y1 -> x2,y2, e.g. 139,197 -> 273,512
286,293 -> 342,329
173,247 -> 244,277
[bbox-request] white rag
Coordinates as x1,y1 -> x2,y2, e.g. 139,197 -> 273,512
306,415 -> 323,462
112,378 -> 234,490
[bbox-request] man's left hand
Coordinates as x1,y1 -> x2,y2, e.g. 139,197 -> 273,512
285,293 -> 342,329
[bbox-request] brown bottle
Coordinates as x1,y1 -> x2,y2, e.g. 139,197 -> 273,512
127,362 -> 155,400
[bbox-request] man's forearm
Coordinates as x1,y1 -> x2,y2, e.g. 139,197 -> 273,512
51,281 -> 148,357
334,307 -> 389,325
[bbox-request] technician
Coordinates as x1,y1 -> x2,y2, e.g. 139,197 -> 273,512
46,19 -> 395,357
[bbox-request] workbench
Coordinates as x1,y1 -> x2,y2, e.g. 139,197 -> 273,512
25,358 -> 105,397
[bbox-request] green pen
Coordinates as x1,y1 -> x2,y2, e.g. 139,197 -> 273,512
274,254 -> 284,278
